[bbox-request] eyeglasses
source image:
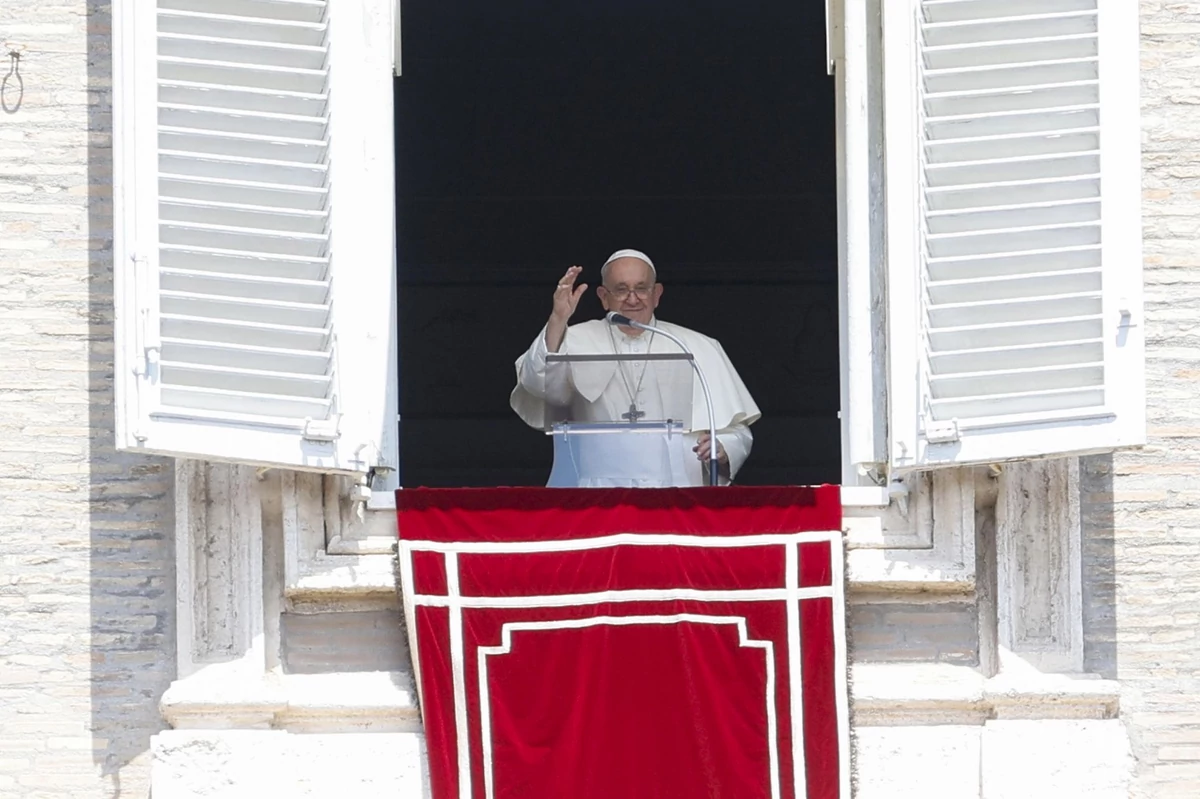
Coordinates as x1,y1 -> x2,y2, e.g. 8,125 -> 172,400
604,286 -> 653,300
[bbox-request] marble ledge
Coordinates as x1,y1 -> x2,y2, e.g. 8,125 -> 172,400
289,549 -> 976,598
366,485 -> 892,511
162,669 -> 422,733
289,552 -> 399,598
161,663 -> 1118,732
853,663 -> 1121,726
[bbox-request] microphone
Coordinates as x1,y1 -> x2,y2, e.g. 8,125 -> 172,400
605,311 -> 640,329
605,311 -> 721,486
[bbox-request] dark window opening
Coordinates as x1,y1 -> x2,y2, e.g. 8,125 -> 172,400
396,0 -> 839,487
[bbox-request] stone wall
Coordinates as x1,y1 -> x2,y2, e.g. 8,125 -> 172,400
4,0 -> 1200,797
0,2 -> 175,796
1078,3 -> 1200,795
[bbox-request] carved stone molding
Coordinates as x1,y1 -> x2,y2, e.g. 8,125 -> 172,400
996,458 -> 1084,674
175,460 -> 265,679
852,663 -> 1119,727
847,469 -> 976,592
279,473 -> 398,598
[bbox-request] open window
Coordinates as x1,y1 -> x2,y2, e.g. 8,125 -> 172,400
113,0 -> 1143,491
393,0 -> 841,488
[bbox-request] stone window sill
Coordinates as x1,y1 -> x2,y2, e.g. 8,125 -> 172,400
161,663 -> 1119,732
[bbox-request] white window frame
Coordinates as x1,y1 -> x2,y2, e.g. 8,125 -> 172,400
366,0 -> 891,511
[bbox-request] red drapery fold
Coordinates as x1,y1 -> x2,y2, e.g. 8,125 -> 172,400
397,486 -> 848,799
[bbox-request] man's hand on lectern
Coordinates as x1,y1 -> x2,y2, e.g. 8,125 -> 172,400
694,433 -> 730,479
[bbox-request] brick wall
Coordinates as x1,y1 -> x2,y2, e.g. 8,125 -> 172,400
1078,2 -> 1200,796
0,2 -> 175,796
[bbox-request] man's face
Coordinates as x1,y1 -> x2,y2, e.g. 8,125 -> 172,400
597,257 -> 663,327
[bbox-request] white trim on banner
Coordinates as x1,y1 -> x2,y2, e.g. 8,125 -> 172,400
477,615 -> 781,799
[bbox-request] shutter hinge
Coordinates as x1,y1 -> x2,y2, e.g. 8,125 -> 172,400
302,416 -> 341,442
923,418 -> 960,444
1118,296 -> 1138,328
130,249 -> 159,443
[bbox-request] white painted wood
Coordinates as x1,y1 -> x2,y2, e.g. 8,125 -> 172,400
392,0 -> 403,76
839,0 -> 884,482
114,0 -> 396,475
996,458 -> 1084,673
882,0 -> 924,472
321,0 -> 397,475
883,0 -> 1145,472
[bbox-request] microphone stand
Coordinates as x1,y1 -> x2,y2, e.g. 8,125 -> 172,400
607,312 -> 720,486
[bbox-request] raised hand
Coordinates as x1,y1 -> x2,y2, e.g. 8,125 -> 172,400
552,266 -> 588,322
545,266 -> 587,352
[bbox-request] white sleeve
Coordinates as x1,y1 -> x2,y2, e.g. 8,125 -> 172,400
516,325 -> 573,406
717,424 -> 753,485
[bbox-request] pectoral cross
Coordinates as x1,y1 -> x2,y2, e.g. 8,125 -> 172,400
622,403 -> 645,422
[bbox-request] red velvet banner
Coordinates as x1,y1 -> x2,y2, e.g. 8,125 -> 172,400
397,486 -> 848,799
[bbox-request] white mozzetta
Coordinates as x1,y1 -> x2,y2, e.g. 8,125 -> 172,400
883,0 -> 1144,471
114,0 -> 396,474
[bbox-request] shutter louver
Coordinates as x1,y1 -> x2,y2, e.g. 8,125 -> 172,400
115,0 -> 397,474
156,0 -> 335,424
885,0 -> 1144,470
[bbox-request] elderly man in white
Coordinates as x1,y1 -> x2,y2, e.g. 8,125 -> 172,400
510,249 -> 761,486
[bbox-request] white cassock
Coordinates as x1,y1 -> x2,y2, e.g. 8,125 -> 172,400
510,317 -> 761,487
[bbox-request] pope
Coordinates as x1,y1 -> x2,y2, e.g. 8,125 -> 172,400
510,249 -> 761,486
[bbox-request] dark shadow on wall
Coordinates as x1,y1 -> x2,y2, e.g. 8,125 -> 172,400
1080,453 -> 1118,679
87,4 -> 177,796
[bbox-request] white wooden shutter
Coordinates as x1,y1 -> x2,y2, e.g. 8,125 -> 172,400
883,0 -> 1144,471
113,0 -> 396,474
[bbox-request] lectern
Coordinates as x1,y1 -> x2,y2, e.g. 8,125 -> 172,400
540,352 -> 702,487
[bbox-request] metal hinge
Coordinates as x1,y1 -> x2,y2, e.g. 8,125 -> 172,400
130,249 -> 159,443
923,418 -> 960,444
302,416 -> 341,442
